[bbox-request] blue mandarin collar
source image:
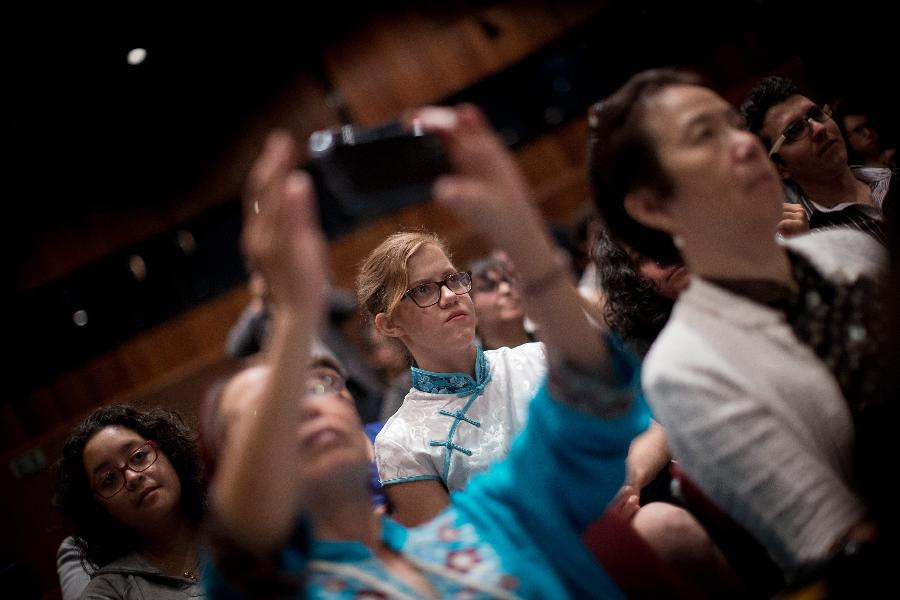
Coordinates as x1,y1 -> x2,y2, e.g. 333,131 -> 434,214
410,345 -> 491,397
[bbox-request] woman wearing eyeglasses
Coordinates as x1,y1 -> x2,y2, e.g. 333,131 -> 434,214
468,252 -> 534,351
357,232 -> 547,526
588,69 -> 885,579
54,405 -> 206,599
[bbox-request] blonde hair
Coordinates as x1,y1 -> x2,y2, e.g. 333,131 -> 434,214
356,231 -> 452,321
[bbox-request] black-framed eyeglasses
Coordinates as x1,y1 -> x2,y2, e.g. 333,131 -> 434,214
402,271 -> 472,308
769,105 -> 832,157
93,441 -> 159,499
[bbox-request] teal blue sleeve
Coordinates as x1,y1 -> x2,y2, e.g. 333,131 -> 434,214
453,339 -> 649,599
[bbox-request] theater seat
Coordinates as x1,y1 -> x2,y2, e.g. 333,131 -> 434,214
669,462 -> 785,598
582,509 -> 699,599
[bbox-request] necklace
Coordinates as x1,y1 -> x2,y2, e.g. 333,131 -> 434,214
181,556 -> 200,582
140,539 -> 199,582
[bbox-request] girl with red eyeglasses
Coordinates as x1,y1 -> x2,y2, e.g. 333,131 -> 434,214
54,405 -> 206,599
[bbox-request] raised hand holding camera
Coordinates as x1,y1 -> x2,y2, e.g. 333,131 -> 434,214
308,119 -> 451,238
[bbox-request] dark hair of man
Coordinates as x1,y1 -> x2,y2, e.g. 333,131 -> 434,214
593,230 -> 674,356
587,68 -> 702,265
739,76 -> 801,150
54,404 -> 206,568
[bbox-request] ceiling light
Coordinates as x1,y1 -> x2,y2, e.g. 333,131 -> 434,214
127,48 -> 147,66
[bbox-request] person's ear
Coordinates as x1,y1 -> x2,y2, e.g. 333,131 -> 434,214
374,312 -> 405,339
623,188 -> 675,233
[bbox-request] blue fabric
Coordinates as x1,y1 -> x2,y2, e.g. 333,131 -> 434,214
205,338 -> 649,599
363,421 -> 386,510
409,344 -> 491,396
454,382 -> 647,599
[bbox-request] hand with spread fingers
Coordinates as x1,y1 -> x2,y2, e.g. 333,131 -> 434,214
413,105 -> 541,273
415,104 -> 607,371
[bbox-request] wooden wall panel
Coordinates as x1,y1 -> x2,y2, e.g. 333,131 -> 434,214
5,286 -> 251,452
324,1 -> 600,124
17,71 -> 337,295
522,118 -> 592,221
82,353 -> 135,405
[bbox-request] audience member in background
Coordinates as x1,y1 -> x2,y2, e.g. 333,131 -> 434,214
836,99 -> 896,169
590,68 -> 885,581
741,76 -> 892,244
468,252 -> 532,350
591,228 -> 687,506
358,231 -> 547,526
317,286 -> 387,423
54,405 -> 206,599
594,228 -> 688,358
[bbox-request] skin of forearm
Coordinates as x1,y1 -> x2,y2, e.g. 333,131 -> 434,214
626,421 -> 670,490
491,205 -> 607,372
213,311 -> 314,553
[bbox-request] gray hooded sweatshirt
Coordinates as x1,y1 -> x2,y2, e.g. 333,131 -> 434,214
81,552 -> 204,600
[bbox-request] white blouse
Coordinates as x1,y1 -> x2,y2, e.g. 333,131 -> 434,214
375,342 -> 547,492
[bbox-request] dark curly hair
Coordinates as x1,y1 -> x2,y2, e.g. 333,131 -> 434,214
739,76 -> 801,151
588,68 -> 702,265
54,404 -> 206,568
594,229 -> 675,356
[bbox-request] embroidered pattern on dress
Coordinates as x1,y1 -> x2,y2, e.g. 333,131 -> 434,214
308,511 -> 521,599
404,511 -> 520,598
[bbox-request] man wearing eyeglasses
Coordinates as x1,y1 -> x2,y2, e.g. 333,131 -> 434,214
741,76 -> 891,245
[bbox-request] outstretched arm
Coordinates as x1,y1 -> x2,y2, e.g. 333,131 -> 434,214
417,105 -> 610,379
212,132 -> 328,554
